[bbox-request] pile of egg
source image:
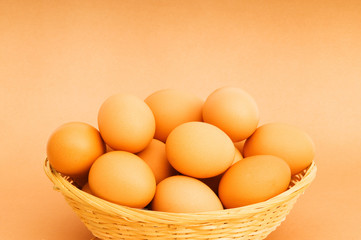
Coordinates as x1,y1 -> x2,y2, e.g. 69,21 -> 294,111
47,87 -> 315,213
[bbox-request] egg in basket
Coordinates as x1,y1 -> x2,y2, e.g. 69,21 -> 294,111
44,87 -> 316,240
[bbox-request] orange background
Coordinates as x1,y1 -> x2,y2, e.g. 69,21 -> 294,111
1,1 -> 360,239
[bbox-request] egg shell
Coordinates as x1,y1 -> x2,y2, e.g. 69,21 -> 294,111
137,139 -> 177,184
88,151 -> 156,208
151,175 -> 223,213
202,87 -> 259,142
47,122 -> 105,176
218,155 -> 291,208
243,122 -> 315,175
97,93 -> 155,153
144,89 -> 203,142
166,121 -> 235,178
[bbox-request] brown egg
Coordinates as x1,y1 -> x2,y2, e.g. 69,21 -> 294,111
151,175 -> 223,213
166,122 -> 235,178
137,139 -> 177,184
144,89 -> 203,142
219,155 -> 291,208
98,93 -> 155,153
243,122 -> 315,175
88,151 -> 156,208
202,87 -> 259,142
201,147 -> 243,194
47,122 -> 105,176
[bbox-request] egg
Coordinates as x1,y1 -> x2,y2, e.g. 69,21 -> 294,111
144,89 -> 203,142
218,155 -> 291,208
47,122 -> 105,176
202,87 -> 259,142
166,122 -> 235,178
243,122 -> 315,175
137,139 -> 177,184
98,93 -> 155,153
88,151 -> 156,208
201,147 -> 243,194
151,175 -> 223,213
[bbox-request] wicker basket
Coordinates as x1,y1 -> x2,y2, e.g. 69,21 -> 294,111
44,158 -> 316,240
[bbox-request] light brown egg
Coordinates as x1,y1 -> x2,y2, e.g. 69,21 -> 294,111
47,122 -> 105,176
243,122 -> 315,175
151,175 -> 223,213
144,89 -> 203,142
202,87 -> 259,142
166,122 -> 235,178
98,93 -> 155,153
88,151 -> 156,208
219,155 -> 291,208
137,139 -> 177,184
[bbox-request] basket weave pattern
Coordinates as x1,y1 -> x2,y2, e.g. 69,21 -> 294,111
44,159 -> 316,240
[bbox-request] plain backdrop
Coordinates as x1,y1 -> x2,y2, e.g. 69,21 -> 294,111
1,1 -> 360,239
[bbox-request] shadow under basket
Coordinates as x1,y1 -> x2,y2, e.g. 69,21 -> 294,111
44,159 -> 316,240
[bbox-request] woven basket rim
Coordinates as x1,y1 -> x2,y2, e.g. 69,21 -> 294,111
44,158 -> 316,223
